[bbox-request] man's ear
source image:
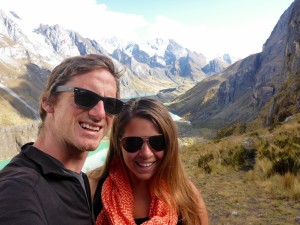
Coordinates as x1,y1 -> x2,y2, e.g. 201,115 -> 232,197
41,97 -> 54,113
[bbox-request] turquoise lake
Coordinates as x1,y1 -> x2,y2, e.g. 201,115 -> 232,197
0,140 -> 109,172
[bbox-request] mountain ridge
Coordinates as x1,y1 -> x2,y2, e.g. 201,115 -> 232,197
168,0 -> 299,130
0,7 -> 237,126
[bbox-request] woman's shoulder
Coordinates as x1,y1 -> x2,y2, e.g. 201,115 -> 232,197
89,166 -> 109,219
88,166 -> 104,199
88,166 -> 104,179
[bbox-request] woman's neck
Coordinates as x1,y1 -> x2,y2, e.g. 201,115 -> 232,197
132,182 -> 151,219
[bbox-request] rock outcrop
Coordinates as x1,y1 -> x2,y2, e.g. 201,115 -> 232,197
0,122 -> 39,159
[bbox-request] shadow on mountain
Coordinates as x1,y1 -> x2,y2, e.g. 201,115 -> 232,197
168,1 -> 300,131
0,63 -> 50,120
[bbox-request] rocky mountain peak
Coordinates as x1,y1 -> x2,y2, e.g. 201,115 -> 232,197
168,0 -> 299,130
0,6 -> 236,126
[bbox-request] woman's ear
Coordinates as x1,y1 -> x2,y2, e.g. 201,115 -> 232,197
41,96 -> 54,113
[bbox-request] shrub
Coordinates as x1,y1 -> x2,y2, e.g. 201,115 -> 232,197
220,145 -> 247,168
214,122 -> 246,140
272,153 -> 300,175
197,153 -> 214,173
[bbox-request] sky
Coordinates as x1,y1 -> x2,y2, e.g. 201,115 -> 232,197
1,0 -> 295,59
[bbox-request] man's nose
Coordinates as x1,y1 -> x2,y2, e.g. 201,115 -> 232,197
88,100 -> 106,120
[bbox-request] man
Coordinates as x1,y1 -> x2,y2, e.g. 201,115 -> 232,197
0,54 -> 124,225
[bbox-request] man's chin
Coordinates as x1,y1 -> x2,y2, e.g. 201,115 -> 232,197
78,143 -> 97,152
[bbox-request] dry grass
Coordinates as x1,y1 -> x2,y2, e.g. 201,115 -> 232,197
180,148 -> 300,225
180,114 -> 300,224
0,98 -> 36,126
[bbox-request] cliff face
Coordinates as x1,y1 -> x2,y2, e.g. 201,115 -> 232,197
262,0 -> 300,125
283,0 -> 300,76
168,1 -> 299,129
0,122 -> 39,160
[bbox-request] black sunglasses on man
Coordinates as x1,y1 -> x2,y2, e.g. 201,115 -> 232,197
54,86 -> 125,115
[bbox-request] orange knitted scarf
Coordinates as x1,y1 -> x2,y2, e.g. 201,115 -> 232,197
95,159 -> 178,225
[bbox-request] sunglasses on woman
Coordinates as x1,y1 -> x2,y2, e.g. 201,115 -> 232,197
54,86 -> 125,115
120,135 -> 166,153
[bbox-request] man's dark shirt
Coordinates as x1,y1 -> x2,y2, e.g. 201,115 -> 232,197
0,143 -> 94,225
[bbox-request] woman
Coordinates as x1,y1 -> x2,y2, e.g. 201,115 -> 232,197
89,97 -> 208,225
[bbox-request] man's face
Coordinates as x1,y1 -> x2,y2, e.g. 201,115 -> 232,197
50,69 -> 117,153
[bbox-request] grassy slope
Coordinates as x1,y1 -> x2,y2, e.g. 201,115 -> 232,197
181,151 -> 300,224
179,116 -> 300,224
196,171 -> 299,225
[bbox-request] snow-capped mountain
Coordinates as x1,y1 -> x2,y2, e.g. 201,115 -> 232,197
0,8 -> 238,84
0,8 -> 238,126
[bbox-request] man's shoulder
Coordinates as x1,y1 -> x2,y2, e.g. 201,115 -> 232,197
0,166 -> 51,225
0,166 -> 41,188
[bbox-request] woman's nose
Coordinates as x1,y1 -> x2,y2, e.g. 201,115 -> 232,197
138,140 -> 153,157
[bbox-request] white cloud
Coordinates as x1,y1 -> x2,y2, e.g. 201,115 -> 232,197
2,0 -> 151,41
1,0 -> 290,59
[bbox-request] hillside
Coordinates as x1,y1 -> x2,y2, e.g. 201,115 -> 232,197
179,113 -> 300,224
168,0 -> 300,131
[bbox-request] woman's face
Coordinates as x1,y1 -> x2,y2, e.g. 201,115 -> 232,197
121,117 -> 165,184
